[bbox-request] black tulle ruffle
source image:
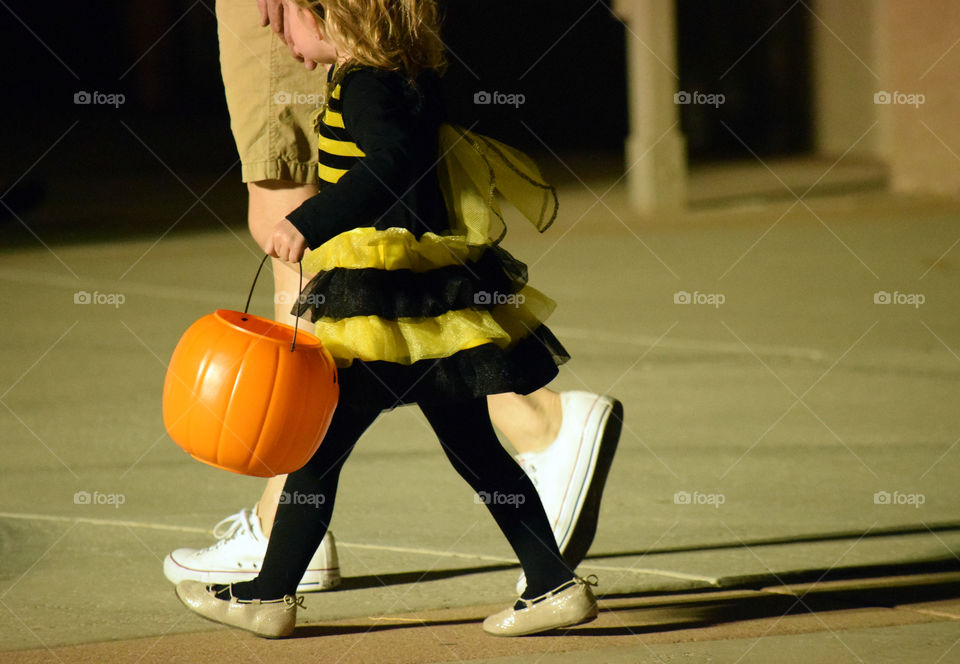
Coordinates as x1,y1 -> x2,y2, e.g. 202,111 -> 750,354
336,325 -> 569,408
293,245 -> 530,322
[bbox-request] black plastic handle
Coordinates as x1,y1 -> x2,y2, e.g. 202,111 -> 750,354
244,255 -> 303,352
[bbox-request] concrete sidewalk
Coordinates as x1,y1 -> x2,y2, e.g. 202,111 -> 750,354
4,572 -> 960,663
1,171 -> 959,661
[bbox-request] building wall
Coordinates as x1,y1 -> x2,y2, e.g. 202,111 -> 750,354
617,0 -> 960,208
812,0 -> 887,159
883,0 -> 960,194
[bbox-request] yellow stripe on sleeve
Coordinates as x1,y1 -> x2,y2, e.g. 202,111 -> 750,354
317,134 -> 365,158
317,161 -> 349,184
324,109 -> 345,129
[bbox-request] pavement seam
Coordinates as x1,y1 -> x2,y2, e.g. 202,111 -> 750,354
0,511 -> 717,585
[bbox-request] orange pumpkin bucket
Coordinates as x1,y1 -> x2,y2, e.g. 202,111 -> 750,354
162,258 -> 338,477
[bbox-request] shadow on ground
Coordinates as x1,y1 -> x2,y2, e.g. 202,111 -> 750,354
586,520 -> 960,561
337,562 -> 520,591
297,567 -> 960,640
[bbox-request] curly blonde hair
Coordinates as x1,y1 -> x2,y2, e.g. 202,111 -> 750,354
292,0 -> 447,81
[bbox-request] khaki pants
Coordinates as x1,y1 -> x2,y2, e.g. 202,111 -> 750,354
216,0 -> 325,183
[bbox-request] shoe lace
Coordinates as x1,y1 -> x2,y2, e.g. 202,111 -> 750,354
210,509 -> 253,548
578,574 -> 599,588
516,575 -> 598,609
284,595 -> 306,609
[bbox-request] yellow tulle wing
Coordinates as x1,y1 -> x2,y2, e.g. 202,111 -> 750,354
437,125 -> 558,246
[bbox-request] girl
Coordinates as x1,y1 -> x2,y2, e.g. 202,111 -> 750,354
175,0 -> 598,638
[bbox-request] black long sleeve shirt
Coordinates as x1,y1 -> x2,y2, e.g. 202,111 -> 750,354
286,67 -> 450,249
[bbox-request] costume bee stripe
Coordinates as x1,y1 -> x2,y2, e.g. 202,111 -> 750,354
297,67 -> 568,403
297,248 -> 522,320
299,227 -> 556,367
318,136 -> 365,159
316,82 -> 362,183
311,294 -> 552,365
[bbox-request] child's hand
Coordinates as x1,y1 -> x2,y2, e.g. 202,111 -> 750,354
265,219 -> 308,263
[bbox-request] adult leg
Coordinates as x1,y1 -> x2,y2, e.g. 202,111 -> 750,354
164,0 -> 339,591
248,179 -> 318,537
487,390 -> 562,454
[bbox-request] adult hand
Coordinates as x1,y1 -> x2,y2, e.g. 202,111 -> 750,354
257,0 -> 285,35
264,218 -> 308,263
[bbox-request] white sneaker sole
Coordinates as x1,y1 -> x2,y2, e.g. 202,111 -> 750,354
556,396 -> 623,568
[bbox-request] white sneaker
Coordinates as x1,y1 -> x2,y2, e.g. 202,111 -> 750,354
163,505 -> 341,593
515,392 -> 622,593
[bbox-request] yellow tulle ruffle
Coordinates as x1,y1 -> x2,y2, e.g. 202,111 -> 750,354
302,227 -> 486,275
297,132 -> 562,368
313,286 -> 556,367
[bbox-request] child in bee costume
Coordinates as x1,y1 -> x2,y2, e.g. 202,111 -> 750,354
175,0 -> 598,639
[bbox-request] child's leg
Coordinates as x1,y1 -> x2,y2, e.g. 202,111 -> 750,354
418,398 -> 574,599
226,402 -> 381,600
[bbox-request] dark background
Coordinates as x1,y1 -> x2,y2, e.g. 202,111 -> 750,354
0,0 -> 811,242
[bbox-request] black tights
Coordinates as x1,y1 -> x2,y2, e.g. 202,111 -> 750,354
226,397 -> 573,601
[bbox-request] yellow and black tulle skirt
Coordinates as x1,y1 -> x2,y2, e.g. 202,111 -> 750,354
295,227 -> 569,408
